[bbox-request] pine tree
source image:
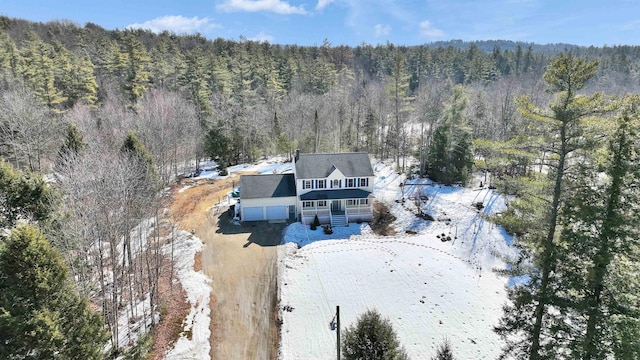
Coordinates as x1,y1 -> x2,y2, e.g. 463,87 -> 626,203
387,49 -> 411,168
0,161 -> 53,228
0,31 -> 20,84
180,49 -> 213,123
121,130 -> 156,181
68,50 -> 99,107
18,31 -> 66,108
494,53 -> 609,360
58,123 -> 86,158
427,85 -> 473,185
554,95 -> 640,359
120,32 -> 151,107
203,126 -> 232,166
431,339 -> 455,360
0,225 -> 108,360
341,309 -> 409,360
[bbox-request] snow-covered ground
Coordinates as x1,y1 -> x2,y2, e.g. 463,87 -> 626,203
163,231 -> 211,360
279,160 -> 515,359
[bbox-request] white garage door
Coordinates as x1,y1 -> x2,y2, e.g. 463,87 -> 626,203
243,207 -> 263,221
266,206 -> 287,220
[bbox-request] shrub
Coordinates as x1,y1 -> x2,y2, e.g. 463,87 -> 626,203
310,214 -> 320,230
342,309 -> 408,360
431,338 -> 455,360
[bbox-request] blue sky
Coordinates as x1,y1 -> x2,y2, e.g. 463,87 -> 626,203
1,0 -> 639,46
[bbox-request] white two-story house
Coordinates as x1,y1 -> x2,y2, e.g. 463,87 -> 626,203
239,152 -> 375,226
294,152 -> 374,226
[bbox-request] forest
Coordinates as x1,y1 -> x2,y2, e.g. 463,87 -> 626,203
0,14 -> 640,359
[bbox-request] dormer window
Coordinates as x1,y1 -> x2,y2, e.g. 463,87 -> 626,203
332,179 -> 340,188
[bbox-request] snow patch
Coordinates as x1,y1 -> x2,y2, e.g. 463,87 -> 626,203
163,231 -> 211,360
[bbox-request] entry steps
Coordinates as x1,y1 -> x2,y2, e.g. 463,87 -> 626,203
331,214 -> 348,227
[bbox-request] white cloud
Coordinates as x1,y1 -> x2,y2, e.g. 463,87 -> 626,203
127,15 -> 220,34
217,0 -> 307,15
248,31 -> 275,42
419,20 -> 445,38
374,23 -> 391,37
315,0 -> 335,10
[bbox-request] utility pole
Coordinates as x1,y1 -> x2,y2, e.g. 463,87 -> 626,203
336,305 -> 341,360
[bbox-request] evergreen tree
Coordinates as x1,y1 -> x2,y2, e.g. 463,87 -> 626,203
494,53 -> 609,360
68,50 -> 99,107
180,49 -> 213,123
0,161 -> 53,228
203,126 -> 232,166
387,49 -> 411,167
0,225 -> 108,360
121,130 -> 156,180
18,31 -> 66,108
427,85 -> 473,185
0,31 -> 20,84
431,339 -> 455,360
58,123 -> 86,158
342,309 -> 409,360
120,32 -> 151,106
555,95 -> 640,360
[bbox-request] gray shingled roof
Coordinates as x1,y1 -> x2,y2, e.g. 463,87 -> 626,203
299,189 -> 372,200
240,174 -> 296,199
295,152 -> 374,179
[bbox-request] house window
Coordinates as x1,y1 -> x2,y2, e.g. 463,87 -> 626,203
359,178 -> 368,187
318,200 -> 327,207
346,199 -> 355,206
346,178 -> 355,188
332,179 -> 340,188
303,201 -> 314,208
318,179 -> 326,189
303,180 -> 312,189
359,199 -> 369,205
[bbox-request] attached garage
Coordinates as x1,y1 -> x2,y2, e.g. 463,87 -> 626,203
242,207 -> 264,221
240,174 -> 297,222
266,206 -> 287,220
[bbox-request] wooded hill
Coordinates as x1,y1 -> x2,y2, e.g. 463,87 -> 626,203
1,16 -> 640,359
1,15 -> 640,174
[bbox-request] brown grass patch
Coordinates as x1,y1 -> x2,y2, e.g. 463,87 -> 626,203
194,251 -> 203,273
370,201 -> 397,236
147,256 -> 189,360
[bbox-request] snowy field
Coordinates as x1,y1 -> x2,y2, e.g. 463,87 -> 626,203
279,160 -> 515,359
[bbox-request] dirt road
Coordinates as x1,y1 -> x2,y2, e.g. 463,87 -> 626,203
170,175 -> 283,360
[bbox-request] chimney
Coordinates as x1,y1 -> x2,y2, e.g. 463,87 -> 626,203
295,148 -> 300,162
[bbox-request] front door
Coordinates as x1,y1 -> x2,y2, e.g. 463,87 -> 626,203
332,200 -> 342,212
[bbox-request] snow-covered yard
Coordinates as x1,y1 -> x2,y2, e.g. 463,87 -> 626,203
279,161 -> 515,359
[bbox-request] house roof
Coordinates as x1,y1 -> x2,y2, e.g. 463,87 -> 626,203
240,174 -> 296,199
295,152 -> 374,179
300,189 -> 372,201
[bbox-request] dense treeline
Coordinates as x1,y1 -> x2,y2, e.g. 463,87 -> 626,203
2,15 -> 640,359
1,15 -> 640,173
